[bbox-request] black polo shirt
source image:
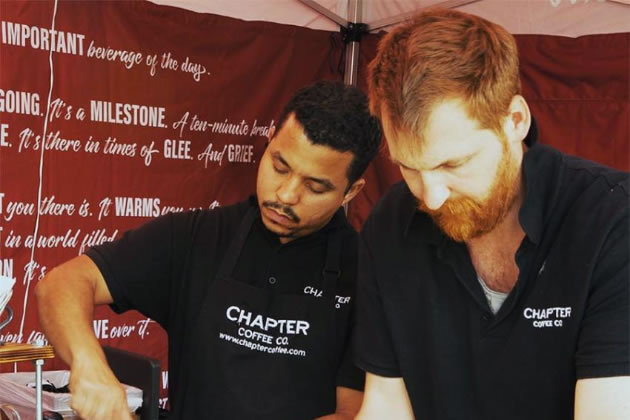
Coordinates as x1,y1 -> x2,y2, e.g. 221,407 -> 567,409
355,125 -> 629,419
87,197 -> 363,414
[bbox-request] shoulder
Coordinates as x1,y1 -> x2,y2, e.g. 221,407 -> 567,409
361,181 -> 429,243
561,153 -> 629,198
527,144 -> 628,222
557,152 -> 629,223
335,214 -> 360,277
529,146 -> 629,262
338,218 -> 359,250
169,198 -> 252,237
364,182 -> 411,224
531,143 -> 629,199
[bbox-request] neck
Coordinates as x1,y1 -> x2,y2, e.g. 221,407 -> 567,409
465,180 -> 526,293
478,206 -> 522,246
472,180 -> 524,243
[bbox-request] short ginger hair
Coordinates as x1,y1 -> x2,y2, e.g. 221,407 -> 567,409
369,8 -> 521,146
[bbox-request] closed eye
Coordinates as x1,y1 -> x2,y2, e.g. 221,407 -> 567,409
273,163 -> 289,174
305,181 -> 326,194
439,155 -> 473,170
271,153 -> 290,174
397,162 -> 418,173
440,162 -> 460,170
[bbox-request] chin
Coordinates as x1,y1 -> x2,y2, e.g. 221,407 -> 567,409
260,215 -> 292,236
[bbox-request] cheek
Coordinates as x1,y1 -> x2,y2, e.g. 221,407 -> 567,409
451,175 -> 490,201
257,160 -> 278,193
454,153 -> 504,198
299,194 -> 344,222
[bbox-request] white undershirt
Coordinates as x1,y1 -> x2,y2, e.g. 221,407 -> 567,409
477,276 -> 509,314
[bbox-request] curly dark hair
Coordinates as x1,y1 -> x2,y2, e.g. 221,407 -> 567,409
276,80 -> 382,187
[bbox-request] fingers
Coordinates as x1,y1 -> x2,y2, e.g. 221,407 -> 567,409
67,351 -> 135,420
69,375 -> 133,420
70,390 -> 133,420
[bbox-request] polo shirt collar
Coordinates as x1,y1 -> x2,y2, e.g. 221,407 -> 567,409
518,119 -> 561,245
403,186 -> 444,245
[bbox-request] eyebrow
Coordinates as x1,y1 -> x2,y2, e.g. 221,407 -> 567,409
390,152 -> 475,171
272,152 -> 336,191
389,157 -> 413,170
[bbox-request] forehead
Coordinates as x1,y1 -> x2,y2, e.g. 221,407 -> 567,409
385,99 -> 491,168
271,115 -> 353,184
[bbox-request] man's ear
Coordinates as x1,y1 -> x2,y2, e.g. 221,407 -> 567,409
503,95 -> 531,145
341,178 -> 366,206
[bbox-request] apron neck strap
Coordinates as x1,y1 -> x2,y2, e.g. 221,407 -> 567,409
216,206 -> 257,279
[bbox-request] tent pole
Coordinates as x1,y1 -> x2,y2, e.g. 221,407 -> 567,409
297,0 -> 365,87
298,0 -> 347,28
343,0 -> 362,87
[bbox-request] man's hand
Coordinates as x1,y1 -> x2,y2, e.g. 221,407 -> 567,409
69,353 -> 133,420
314,386 -> 362,419
355,373 -> 414,420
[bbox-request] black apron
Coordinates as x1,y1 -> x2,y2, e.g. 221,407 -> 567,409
180,208 -> 343,419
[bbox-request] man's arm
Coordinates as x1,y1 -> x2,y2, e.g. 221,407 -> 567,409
574,377 -> 630,420
35,255 -> 133,420
355,373 -> 414,420
573,207 -> 629,419
314,386 -> 363,420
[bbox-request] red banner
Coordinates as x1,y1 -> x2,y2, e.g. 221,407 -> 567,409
0,0 -> 347,405
1,0 -> 628,409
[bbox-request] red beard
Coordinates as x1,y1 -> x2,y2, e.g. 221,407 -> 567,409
419,148 -> 520,242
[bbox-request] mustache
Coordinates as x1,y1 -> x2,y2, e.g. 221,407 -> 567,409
262,201 -> 300,223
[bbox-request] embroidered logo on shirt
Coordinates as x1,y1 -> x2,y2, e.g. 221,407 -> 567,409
303,286 -> 351,309
220,305 -> 309,357
523,306 -> 572,328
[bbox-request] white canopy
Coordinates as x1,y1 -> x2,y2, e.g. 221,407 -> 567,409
149,0 -> 630,37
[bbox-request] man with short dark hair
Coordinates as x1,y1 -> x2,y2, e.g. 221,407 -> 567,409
36,80 -> 382,420
355,9 -> 629,420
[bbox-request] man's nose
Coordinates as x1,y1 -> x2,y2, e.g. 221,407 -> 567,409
410,171 -> 450,210
276,176 -> 301,205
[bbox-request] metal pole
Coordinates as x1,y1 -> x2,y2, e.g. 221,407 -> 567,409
298,0 -> 347,27
343,0 -> 362,87
35,359 -> 44,420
